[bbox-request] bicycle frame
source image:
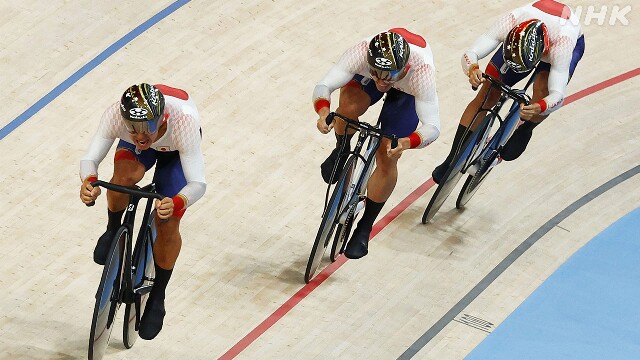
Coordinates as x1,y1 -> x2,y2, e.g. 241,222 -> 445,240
305,113 -> 398,282
121,187 -> 157,304
337,125 -> 382,221
88,180 -> 163,358
458,74 -> 535,174
422,73 -> 535,223
322,113 -> 393,221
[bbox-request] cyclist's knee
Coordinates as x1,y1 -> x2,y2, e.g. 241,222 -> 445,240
112,160 -> 144,186
337,88 -> 369,118
155,221 -> 181,253
155,228 -> 180,244
375,150 -> 398,174
110,171 -> 143,186
156,216 -> 180,231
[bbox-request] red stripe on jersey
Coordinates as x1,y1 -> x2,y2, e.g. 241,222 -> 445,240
389,28 -> 426,48
154,84 -> 189,100
485,63 -> 500,79
532,0 -> 571,19
114,148 -> 137,162
342,80 -> 362,89
314,99 -> 330,113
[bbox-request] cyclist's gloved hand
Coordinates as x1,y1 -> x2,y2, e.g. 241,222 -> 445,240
468,65 -> 484,89
387,138 -> 409,160
520,103 -> 542,121
155,197 -> 174,219
316,107 -> 333,134
80,178 -> 101,205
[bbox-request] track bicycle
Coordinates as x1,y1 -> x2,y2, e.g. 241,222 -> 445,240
87,180 -> 162,360
304,112 -> 398,283
422,73 -> 533,223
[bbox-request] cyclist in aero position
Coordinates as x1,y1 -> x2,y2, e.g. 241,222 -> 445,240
79,83 -> 206,340
314,29 -> 440,259
432,0 -> 584,183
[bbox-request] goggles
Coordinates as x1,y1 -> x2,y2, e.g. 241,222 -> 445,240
123,116 -> 161,135
369,66 -> 405,83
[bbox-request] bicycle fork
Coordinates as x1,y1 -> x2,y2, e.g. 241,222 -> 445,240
338,139 -> 377,224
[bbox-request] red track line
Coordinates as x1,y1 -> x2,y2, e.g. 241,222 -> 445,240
218,68 -> 639,359
564,68 -> 640,106
220,184 -> 437,360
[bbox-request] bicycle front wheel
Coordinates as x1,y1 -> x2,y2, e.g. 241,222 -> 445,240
88,227 -> 126,360
305,157 -> 355,283
422,169 -> 464,223
123,216 -> 156,349
423,115 -> 496,223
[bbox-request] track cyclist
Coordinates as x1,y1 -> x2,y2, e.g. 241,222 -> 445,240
79,83 -> 206,340
432,0 -> 584,183
314,29 -> 441,259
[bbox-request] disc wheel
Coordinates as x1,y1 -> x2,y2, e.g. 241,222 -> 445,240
422,168 -> 464,224
304,157 -> 355,283
88,227 -> 126,360
123,220 -> 156,349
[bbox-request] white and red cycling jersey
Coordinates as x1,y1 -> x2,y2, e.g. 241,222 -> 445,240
80,86 -> 206,209
462,0 -> 583,115
313,28 -> 440,149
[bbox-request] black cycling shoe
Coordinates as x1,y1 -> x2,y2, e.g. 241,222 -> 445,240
321,147 -> 348,184
93,230 -> 115,265
431,161 -> 450,184
344,227 -> 371,259
501,125 -> 533,161
138,295 -> 166,340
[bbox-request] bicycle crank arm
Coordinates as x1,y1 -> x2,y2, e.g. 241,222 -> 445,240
338,197 -> 365,224
134,284 -> 154,296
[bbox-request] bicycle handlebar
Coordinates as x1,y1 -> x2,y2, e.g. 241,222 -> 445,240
85,180 -> 164,207
325,112 -> 399,149
472,73 -> 531,105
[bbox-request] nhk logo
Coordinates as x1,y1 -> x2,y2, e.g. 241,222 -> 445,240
561,5 -> 632,26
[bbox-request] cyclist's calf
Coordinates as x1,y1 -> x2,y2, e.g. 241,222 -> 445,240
154,217 -> 182,269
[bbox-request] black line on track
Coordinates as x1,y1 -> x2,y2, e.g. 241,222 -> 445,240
397,164 -> 640,359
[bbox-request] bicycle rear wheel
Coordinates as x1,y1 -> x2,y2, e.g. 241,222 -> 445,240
88,227 -> 126,360
456,151 -> 497,209
330,200 -> 357,262
123,216 -> 156,348
305,157 -> 355,283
